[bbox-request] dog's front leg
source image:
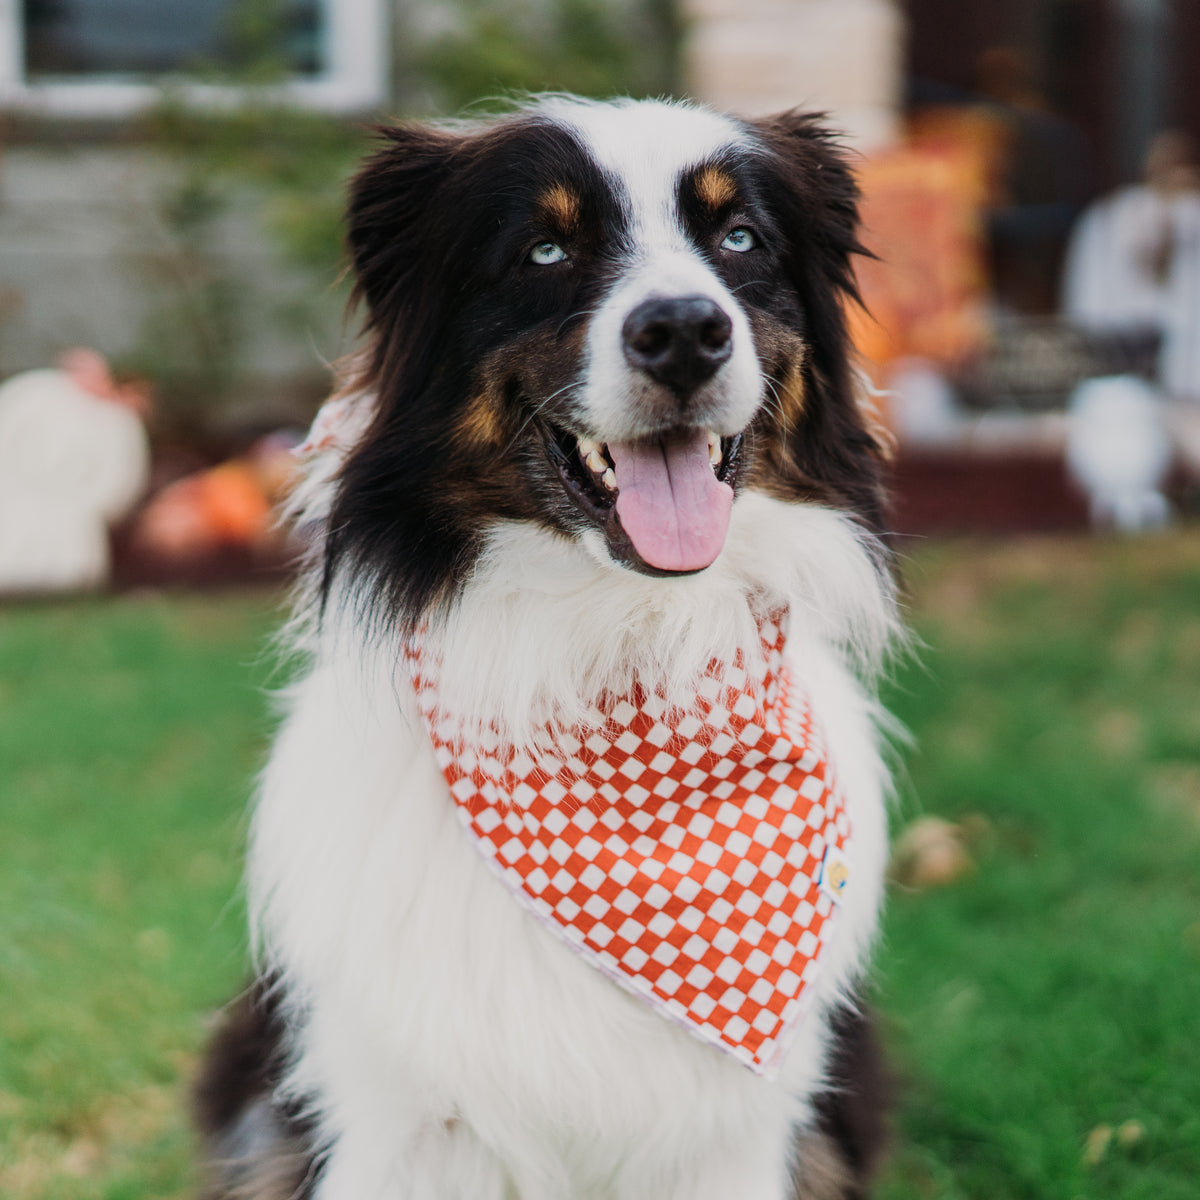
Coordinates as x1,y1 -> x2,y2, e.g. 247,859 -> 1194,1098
613,1117 -> 797,1200
643,1156 -> 791,1200
671,1159 -> 792,1200
315,1120 -> 515,1200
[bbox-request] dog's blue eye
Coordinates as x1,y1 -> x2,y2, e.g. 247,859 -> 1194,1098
721,228 -> 756,253
529,242 -> 567,265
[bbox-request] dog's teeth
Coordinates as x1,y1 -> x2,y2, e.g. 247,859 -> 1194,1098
602,468 -> 616,491
586,449 -> 607,473
708,431 -> 722,467
578,437 -> 600,458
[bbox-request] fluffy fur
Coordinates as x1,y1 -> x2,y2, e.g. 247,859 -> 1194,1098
197,96 -> 900,1200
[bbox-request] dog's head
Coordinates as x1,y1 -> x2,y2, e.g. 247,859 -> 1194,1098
326,97 -> 884,626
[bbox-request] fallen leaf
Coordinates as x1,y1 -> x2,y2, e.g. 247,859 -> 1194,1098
890,817 -> 974,889
1117,1119 -> 1145,1148
1083,1124 -> 1112,1167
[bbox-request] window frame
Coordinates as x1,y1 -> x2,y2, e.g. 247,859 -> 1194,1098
0,0 -> 390,115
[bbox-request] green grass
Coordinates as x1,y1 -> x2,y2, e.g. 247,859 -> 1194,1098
2,534 -> 1199,1198
875,534 -> 1200,1200
0,592 -> 281,1199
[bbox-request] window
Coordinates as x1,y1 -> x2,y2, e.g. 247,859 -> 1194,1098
24,0 -> 325,79
0,0 -> 388,115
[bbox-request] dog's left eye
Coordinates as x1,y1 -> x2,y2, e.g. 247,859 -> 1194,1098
721,228 -> 757,253
529,242 -> 567,265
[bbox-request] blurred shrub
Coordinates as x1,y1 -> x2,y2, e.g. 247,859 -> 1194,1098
142,97 -> 361,279
418,0 -> 682,111
120,100 -> 364,439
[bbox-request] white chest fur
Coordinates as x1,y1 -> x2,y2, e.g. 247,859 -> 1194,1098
248,499 -> 895,1200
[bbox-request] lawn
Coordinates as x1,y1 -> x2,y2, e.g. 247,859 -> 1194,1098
1,533 -> 1199,1198
876,533 -> 1200,1200
0,592 -> 281,1199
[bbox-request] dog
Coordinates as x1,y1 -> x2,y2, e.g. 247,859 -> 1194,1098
195,95 -> 900,1200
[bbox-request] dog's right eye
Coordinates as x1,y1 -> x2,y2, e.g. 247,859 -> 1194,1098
529,242 -> 567,265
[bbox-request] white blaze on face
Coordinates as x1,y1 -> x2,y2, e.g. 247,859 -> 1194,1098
542,97 -> 765,443
539,99 -> 766,573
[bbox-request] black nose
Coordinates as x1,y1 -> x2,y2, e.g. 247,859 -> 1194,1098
622,296 -> 733,396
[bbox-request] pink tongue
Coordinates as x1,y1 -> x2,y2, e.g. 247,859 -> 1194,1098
608,429 -> 733,572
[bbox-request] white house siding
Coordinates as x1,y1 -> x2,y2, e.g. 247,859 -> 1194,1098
0,147 -> 346,417
683,0 -> 904,152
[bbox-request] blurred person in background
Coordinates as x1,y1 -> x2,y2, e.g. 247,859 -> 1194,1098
1064,129 -> 1200,473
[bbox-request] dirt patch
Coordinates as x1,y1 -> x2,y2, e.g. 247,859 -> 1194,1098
1171,621 -> 1200,671
1150,763 -> 1200,827
0,1083 -> 179,1198
1093,709 -> 1144,758
891,816 -> 977,889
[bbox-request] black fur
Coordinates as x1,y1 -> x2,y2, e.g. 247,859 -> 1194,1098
326,115 -> 626,629
194,977 -> 322,1200
808,1005 -> 891,1196
740,113 -> 886,528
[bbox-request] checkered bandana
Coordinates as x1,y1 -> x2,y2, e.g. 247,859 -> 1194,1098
405,611 -> 851,1076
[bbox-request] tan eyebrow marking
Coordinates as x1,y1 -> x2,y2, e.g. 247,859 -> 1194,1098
694,165 -> 739,211
540,183 -> 581,230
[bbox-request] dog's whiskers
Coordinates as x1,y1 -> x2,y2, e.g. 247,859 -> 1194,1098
503,379 -> 583,457
557,307 -> 603,336
761,372 -> 794,458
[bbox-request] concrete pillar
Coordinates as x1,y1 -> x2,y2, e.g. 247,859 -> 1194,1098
682,0 -> 905,152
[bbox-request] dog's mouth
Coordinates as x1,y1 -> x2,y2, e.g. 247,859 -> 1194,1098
542,422 -> 744,575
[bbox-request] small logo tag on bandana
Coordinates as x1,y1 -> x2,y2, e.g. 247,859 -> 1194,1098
406,613 -> 850,1077
818,847 -> 852,906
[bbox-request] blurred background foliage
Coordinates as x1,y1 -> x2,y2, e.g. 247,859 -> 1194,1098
418,0 -> 681,112
123,99 -> 361,436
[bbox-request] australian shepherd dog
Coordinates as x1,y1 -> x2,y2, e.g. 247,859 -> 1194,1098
195,95 -> 900,1200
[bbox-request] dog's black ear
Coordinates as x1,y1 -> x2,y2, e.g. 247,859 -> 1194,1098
749,110 -> 867,307
747,111 -> 888,527
346,123 -> 463,338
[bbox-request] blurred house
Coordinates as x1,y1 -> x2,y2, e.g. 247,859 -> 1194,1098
902,0 -> 1200,316
0,0 -> 390,432
683,0 -> 903,152
2,0 -> 1198,538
